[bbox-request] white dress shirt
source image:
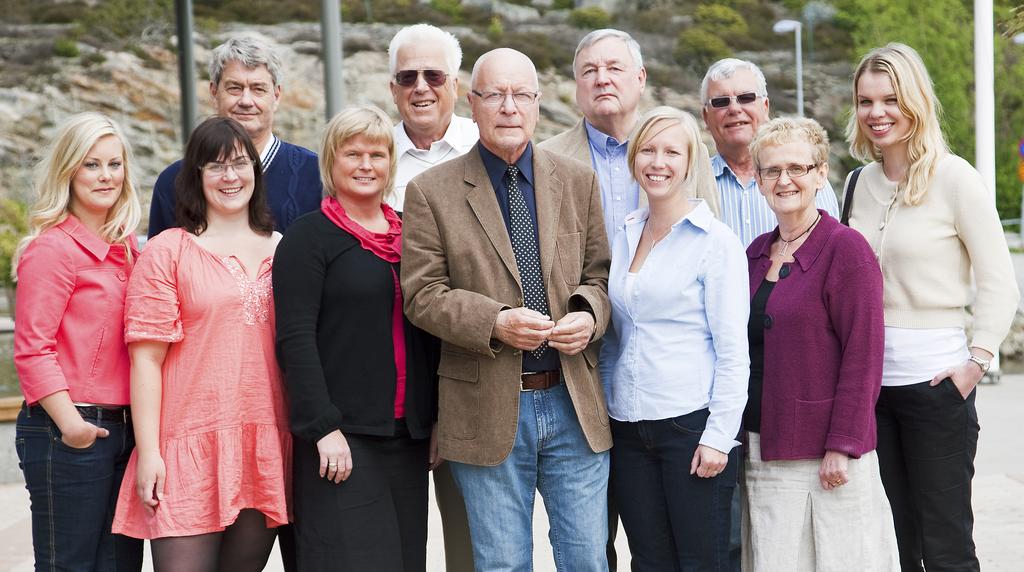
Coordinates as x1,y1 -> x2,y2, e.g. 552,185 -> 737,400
601,200 -> 750,453
388,114 -> 479,211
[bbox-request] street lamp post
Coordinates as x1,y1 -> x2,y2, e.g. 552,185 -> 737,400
773,19 -> 803,117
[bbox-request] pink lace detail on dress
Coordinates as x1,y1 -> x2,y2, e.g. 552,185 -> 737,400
221,257 -> 272,326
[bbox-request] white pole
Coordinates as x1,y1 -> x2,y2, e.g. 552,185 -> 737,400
795,24 -> 804,117
974,0 -> 999,380
975,0 -> 995,198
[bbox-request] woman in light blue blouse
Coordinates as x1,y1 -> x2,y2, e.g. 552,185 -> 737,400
602,106 -> 749,571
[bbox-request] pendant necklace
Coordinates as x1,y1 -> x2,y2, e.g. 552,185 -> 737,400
778,212 -> 821,257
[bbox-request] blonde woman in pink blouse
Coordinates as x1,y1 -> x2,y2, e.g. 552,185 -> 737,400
14,112 -> 144,571
112,117 -> 291,571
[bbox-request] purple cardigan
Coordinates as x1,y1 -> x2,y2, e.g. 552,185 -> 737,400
747,211 -> 884,461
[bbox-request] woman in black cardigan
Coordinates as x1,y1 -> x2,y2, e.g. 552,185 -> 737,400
273,106 -> 439,571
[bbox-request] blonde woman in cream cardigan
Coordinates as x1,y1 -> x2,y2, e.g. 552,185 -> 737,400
844,43 -> 1018,572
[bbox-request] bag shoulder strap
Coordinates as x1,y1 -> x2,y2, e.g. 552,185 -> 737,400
840,166 -> 864,226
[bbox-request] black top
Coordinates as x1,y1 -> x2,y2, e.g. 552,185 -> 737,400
743,278 -> 777,434
478,142 -> 560,373
273,211 -> 439,443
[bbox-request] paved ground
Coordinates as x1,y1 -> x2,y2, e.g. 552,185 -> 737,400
1,376 -> 1023,571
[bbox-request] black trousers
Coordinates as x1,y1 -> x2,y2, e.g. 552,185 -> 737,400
611,409 -> 737,572
292,423 -> 429,571
876,379 -> 980,572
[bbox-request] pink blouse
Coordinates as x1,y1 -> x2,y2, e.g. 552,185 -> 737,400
14,215 -> 138,405
112,228 -> 291,539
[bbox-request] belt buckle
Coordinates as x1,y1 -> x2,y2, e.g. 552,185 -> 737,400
520,371 -> 537,392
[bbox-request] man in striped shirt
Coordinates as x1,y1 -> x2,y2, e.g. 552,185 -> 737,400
700,59 -> 839,248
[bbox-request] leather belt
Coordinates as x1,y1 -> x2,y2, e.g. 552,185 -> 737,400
521,371 -> 561,391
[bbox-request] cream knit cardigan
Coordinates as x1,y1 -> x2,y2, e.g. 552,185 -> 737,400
846,154 -> 1019,355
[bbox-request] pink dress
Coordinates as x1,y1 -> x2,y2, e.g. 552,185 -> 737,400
112,228 -> 292,539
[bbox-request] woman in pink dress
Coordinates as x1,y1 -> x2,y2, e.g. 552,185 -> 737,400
112,116 -> 291,571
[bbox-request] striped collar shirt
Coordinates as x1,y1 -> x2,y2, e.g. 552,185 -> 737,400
711,154 -> 840,247
260,134 -> 281,171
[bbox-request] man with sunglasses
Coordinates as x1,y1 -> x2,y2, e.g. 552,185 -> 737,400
387,24 -> 478,212
700,58 -> 841,572
385,24 -> 479,572
149,36 -> 321,238
402,48 -> 612,571
701,58 -> 839,248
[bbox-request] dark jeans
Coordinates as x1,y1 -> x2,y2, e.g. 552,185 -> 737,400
292,420 -> 429,571
611,409 -> 737,572
16,403 -> 143,572
876,379 -> 980,572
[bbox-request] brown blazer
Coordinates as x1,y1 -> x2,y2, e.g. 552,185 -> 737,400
401,143 -> 613,466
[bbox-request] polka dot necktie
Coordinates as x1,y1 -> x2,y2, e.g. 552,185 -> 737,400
506,164 -> 550,359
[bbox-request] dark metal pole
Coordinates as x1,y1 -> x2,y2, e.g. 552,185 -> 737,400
322,0 -> 344,119
175,0 -> 197,146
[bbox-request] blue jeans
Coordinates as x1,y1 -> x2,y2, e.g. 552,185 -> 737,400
16,404 -> 143,572
610,409 -> 737,572
449,383 -> 609,572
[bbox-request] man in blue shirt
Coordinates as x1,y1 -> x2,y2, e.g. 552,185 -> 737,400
539,29 -> 646,244
538,28 -> 647,570
148,37 -> 321,237
701,58 -> 839,248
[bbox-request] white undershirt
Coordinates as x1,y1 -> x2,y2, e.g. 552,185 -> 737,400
882,326 -> 970,387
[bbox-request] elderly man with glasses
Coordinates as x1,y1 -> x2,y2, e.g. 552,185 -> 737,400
387,24 -> 478,212
700,58 -> 839,248
401,48 -> 613,571
148,36 -> 321,238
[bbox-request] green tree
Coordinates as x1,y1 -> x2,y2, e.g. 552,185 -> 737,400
675,28 -> 731,72
842,0 -> 974,161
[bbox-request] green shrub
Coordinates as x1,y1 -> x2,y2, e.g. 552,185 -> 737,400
81,51 -> 107,67
694,4 -> 748,37
569,7 -> 611,29
53,38 -> 79,58
675,28 -> 731,72
552,0 -> 574,9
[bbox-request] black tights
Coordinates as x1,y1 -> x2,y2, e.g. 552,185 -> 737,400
151,509 -> 278,572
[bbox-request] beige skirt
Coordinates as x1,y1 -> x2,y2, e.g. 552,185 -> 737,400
741,433 -> 899,572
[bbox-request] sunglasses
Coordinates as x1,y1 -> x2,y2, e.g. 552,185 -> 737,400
707,92 -> 760,108
394,69 -> 448,88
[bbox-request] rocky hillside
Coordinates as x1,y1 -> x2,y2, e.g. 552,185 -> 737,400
0,17 -> 857,212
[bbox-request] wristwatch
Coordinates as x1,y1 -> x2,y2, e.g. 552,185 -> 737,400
967,354 -> 991,373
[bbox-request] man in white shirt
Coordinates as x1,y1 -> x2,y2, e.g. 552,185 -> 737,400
386,24 -> 478,571
387,24 -> 478,212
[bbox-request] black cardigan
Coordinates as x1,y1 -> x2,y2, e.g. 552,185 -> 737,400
273,211 -> 439,443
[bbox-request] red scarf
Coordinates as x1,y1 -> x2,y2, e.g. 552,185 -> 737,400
320,196 -> 402,263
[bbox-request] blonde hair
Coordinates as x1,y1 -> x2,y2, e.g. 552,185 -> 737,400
846,43 -> 947,206
750,116 -> 831,169
14,112 -> 141,274
319,106 -> 397,200
627,106 -> 720,217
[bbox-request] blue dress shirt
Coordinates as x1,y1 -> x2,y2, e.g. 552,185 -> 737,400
601,200 -> 750,453
712,154 -> 840,247
584,120 -> 641,242
479,143 -> 561,374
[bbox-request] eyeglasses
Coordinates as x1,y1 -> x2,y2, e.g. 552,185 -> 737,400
707,92 -> 760,108
470,90 -> 540,106
758,164 -> 819,180
394,69 -> 448,88
201,158 -> 254,176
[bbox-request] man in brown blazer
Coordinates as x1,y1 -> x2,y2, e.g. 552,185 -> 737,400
401,48 -> 612,571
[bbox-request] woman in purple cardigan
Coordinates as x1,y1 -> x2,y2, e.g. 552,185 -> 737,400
741,117 -> 898,571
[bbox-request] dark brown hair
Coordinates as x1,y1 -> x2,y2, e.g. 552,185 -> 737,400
174,116 -> 274,235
